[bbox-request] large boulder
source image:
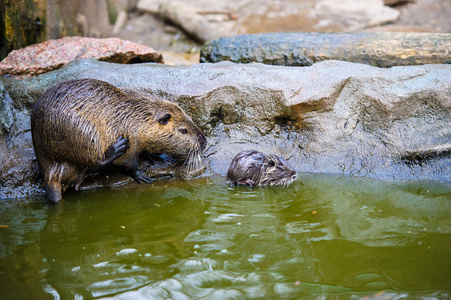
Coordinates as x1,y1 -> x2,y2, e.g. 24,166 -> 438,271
200,32 -> 451,67
1,59 -> 450,199
0,36 -> 164,79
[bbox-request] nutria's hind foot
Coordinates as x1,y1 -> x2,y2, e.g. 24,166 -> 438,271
98,135 -> 129,168
132,169 -> 154,184
45,181 -> 63,203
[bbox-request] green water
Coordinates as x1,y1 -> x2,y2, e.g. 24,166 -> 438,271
0,174 -> 450,299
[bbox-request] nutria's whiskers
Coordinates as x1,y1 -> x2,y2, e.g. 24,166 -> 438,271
176,147 -> 206,179
183,147 -> 202,172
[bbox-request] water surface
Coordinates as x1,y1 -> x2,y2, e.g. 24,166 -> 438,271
1,174 -> 450,299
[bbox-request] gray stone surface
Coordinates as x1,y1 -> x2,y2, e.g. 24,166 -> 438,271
1,59 -> 450,199
200,32 -> 451,67
315,0 -> 400,30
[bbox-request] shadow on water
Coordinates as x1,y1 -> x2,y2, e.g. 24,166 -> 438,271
0,174 -> 450,299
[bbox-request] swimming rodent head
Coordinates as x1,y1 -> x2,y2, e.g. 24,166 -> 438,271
226,150 -> 297,187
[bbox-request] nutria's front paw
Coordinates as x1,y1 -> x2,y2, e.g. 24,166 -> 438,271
100,136 -> 129,167
109,135 -> 129,160
237,178 -> 255,186
132,170 -> 154,184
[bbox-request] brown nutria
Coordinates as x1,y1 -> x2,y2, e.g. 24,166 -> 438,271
31,78 -> 207,203
226,150 -> 297,187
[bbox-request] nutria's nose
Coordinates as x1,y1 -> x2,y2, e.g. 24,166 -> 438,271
199,132 -> 207,150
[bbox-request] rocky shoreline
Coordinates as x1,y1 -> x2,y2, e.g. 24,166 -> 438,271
1,55 -> 450,199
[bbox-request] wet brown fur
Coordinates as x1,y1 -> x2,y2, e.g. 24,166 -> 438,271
31,78 -> 206,203
226,150 -> 296,187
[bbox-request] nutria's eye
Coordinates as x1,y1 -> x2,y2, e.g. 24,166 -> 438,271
268,160 -> 275,167
179,128 -> 188,134
159,113 -> 172,125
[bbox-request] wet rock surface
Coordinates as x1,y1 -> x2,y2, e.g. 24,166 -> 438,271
1,59 -> 450,199
200,32 -> 451,67
0,36 -> 164,79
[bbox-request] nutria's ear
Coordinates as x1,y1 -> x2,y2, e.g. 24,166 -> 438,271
158,113 -> 172,125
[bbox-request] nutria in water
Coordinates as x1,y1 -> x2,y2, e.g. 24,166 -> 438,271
31,78 -> 206,203
226,150 -> 296,187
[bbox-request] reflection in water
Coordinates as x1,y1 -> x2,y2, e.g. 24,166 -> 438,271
0,174 -> 450,299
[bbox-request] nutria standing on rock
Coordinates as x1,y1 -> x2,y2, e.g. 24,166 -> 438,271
226,150 -> 297,187
31,78 -> 206,203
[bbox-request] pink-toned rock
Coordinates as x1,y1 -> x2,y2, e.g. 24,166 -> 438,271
0,36 -> 164,78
